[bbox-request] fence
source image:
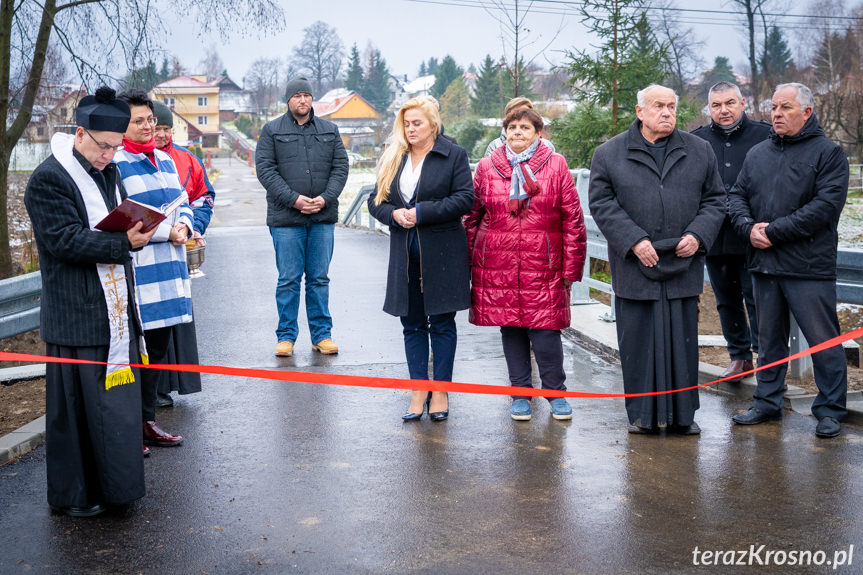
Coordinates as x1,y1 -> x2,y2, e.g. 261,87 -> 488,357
9,142 -> 51,172
0,271 -> 41,340
849,164 -> 863,196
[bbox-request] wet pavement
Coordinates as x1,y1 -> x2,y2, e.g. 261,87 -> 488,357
1,158 -> 862,574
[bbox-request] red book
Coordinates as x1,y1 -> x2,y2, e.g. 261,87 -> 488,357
95,193 -> 187,233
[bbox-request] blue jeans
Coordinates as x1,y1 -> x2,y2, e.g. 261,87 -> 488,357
400,231 -> 457,381
270,223 -> 334,344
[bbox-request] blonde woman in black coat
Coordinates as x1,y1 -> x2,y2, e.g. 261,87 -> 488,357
367,97 -> 474,421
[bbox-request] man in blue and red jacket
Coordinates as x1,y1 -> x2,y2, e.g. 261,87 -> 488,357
151,100 -> 215,406
152,100 -> 215,244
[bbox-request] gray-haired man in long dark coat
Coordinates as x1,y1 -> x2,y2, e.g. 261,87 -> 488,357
25,87 -> 156,517
589,84 -> 725,435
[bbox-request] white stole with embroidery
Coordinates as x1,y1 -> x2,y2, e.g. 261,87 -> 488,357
50,132 -> 148,389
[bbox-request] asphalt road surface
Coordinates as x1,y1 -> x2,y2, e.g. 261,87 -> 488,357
1,158 -> 861,574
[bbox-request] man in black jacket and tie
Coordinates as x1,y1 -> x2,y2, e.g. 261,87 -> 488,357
25,87 -> 156,517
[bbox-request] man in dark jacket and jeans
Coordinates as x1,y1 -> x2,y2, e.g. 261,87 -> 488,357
728,82 -> 849,437
256,77 -> 349,357
692,82 -> 771,381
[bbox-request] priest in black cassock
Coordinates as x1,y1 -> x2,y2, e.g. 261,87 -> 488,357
588,84 -> 725,435
25,87 -> 157,517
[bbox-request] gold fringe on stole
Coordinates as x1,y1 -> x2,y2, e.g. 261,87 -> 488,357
105,367 -> 135,390
140,353 -> 149,365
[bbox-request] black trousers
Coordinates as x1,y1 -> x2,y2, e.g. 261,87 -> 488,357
615,290 -> 700,428
706,253 -> 758,359
500,327 -> 566,401
141,326 -> 173,422
46,343 -> 145,507
157,319 -> 203,396
751,274 -> 847,420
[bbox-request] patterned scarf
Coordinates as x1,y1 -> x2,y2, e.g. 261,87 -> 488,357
505,139 -> 541,215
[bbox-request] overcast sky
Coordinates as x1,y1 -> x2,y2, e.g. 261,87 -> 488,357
163,0 -> 816,86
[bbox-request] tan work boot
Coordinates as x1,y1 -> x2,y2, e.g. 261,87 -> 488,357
312,338 -> 339,355
274,341 -> 294,357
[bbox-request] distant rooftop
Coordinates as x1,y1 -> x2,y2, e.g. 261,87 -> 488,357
154,75 -> 219,90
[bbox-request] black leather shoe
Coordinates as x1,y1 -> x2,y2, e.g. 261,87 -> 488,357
815,416 -> 841,438
672,422 -> 701,435
627,424 -> 658,434
155,393 -> 174,407
429,410 -> 449,422
50,504 -> 105,518
429,392 -> 448,422
402,392 -> 431,421
732,407 -> 781,425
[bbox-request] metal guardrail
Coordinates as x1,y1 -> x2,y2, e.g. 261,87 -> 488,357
342,184 -> 380,231
0,271 -> 41,339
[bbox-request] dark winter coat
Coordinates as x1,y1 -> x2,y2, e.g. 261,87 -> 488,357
588,120 -> 726,301
463,143 -> 586,330
727,113 -> 849,280
256,109 -> 349,227
691,113 -> 772,255
24,154 -> 138,346
367,135 -> 474,316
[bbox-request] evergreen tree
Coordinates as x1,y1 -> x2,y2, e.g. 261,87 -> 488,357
698,57 -> 737,99
618,13 -> 665,105
122,60 -> 160,91
562,1 -> 665,135
427,57 -> 440,75
361,48 -> 392,112
418,61 -> 427,76
813,27 -> 859,87
440,76 -> 471,125
159,58 -> 170,82
471,55 -> 503,117
760,26 -> 793,91
557,0 -> 669,166
501,58 -> 535,99
345,43 -> 364,92
449,118 -> 488,158
431,55 -> 463,99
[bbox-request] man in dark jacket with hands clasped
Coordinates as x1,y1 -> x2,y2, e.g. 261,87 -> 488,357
256,77 -> 349,358
728,82 -> 849,438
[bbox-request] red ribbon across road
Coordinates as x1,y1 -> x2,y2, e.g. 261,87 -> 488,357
2,326 -> 862,399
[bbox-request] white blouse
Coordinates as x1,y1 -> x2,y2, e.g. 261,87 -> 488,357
399,156 -> 424,205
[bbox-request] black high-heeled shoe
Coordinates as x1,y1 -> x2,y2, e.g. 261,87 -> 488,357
429,392 -> 449,422
402,392 -> 431,421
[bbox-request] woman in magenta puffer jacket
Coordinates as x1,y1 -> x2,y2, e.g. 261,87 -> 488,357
464,107 -> 587,422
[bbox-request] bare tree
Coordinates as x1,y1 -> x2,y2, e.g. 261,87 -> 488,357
0,0 -> 284,278
723,0 -> 787,114
800,0 -> 863,158
478,0 -> 564,97
291,21 -> 344,95
169,55 -> 187,78
199,44 -> 225,81
651,0 -> 705,96
245,57 -> 282,117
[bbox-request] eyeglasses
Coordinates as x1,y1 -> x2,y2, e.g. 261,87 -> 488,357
133,116 -> 156,127
84,128 -> 120,152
